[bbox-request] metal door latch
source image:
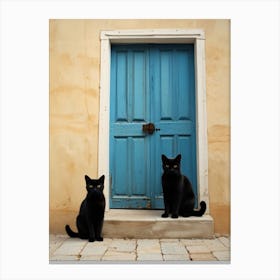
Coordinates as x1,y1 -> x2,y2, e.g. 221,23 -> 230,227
142,123 -> 160,134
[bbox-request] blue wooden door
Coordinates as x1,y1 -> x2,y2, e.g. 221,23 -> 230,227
110,44 -> 197,209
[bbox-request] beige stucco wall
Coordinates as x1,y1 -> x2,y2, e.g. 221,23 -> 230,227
50,19 -> 230,234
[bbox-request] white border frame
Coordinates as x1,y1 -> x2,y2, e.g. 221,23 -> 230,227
98,29 -> 209,212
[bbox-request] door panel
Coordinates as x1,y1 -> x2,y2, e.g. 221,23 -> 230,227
113,137 -> 129,196
110,46 -> 151,208
131,137 -> 147,195
110,44 -> 196,209
151,45 -> 197,208
115,52 -> 128,121
160,50 -> 173,120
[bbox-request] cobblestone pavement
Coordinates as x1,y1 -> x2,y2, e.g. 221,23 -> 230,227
50,235 -> 230,263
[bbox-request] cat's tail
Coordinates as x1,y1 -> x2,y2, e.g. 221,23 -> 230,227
191,201 -> 206,217
65,225 -> 79,238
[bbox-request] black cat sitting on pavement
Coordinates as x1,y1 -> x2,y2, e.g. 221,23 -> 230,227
161,154 -> 206,218
65,175 -> 105,242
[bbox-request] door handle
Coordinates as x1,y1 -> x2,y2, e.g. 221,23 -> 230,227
142,123 -> 160,134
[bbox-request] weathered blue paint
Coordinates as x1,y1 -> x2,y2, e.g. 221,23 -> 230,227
110,44 -> 196,209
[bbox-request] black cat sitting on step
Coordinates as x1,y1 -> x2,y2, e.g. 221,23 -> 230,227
65,175 -> 105,242
161,154 -> 206,218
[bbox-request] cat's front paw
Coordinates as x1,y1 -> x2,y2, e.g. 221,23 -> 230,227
96,237 -> 103,242
161,212 -> 169,218
88,237 -> 95,242
171,214 -> 179,219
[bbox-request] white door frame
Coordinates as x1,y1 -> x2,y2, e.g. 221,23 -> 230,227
98,29 -> 209,213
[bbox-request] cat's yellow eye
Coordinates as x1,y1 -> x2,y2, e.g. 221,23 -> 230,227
97,185 -> 100,188
89,185 -> 93,188
166,165 -> 169,168
173,165 -> 178,168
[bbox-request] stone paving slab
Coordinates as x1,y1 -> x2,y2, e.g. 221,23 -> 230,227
102,238 -> 114,244
180,239 -> 206,246
49,234 -> 68,255
163,254 -> 190,261
212,250 -> 230,261
137,253 -> 163,261
186,245 -> 212,254
50,255 -> 80,261
203,238 -> 228,251
102,251 -> 136,261
160,241 -> 187,255
137,239 -> 161,254
81,242 -> 107,256
218,236 -> 230,248
190,253 -> 217,261
50,234 -> 68,243
109,239 -> 136,252
80,255 -> 103,261
49,235 -> 230,262
137,239 -> 161,246
160,238 -> 180,242
52,238 -> 87,256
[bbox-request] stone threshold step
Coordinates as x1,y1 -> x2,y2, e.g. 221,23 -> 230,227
103,209 -> 214,239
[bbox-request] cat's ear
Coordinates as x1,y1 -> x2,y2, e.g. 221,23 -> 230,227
85,175 -> 91,185
99,175 -> 105,184
161,154 -> 168,163
175,154 -> 182,162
